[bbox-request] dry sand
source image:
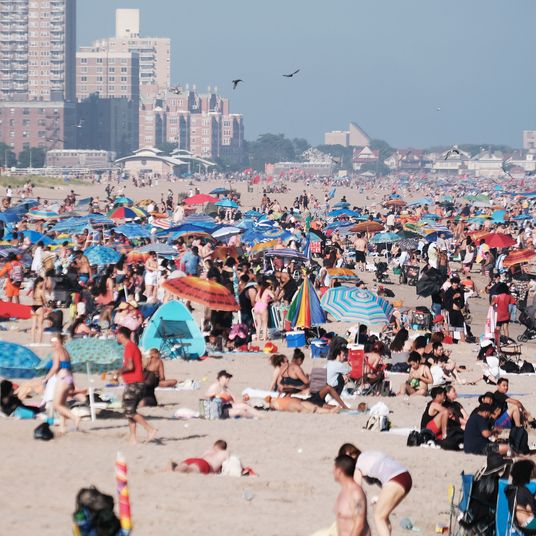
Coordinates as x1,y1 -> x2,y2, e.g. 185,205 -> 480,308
1,177 -> 536,535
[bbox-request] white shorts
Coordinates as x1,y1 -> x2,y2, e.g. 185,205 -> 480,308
144,271 -> 158,286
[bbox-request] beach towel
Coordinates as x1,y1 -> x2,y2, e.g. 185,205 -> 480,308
484,305 -> 497,340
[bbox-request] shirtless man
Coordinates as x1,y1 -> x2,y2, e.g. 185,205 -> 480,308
73,251 -> 92,284
169,440 -> 229,474
353,233 -> 367,272
398,352 -> 433,396
265,396 -> 339,414
333,455 -> 370,536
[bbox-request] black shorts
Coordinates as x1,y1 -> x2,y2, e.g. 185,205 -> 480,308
355,251 -> 366,262
123,382 -> 145,419
496,320 -> 509,327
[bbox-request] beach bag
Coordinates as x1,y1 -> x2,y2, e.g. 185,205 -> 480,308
198,398 -> 222,420
9,262 -> 23,286
33,422 -> 54,441
509,426 -> 530,455
439,427 -> 465,451
73,486 -> 121,536
406,430 -> 423,447
520,361 -> 535,374
364,414 -> 390,431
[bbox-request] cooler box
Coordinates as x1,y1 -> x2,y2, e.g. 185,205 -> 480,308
311,338 -> 329,358
286,330 -> 306,348
348,344 -> 365,380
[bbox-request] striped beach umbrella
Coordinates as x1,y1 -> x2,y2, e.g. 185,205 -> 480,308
321,287 -> 393,325
28,209 -> 60,220
503,248 -> 536,268
163,276 -> 239,311
287,277 -> 326,329
326,268 -> 360,282
109,206 -> 147,220
351,221 -> 384,233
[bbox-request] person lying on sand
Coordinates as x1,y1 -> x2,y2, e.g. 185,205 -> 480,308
265,395 -> 339,414
169,440 -> 229,474
206,370 -> 264,419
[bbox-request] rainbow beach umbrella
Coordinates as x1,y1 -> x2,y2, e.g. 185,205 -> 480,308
109,206 -> 147,220
116,452 -> 133,534
286,277 -> 326,329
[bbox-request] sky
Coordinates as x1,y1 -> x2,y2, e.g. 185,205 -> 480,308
78,0 -> 536,148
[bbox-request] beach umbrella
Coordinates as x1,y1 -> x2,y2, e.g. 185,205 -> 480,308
212,226 -> 242,239
109,206 -> 147,220
333,201 -> 351,209
287,277 -> 327,329
513,214 -> 533,221
370,232 -> 401,244
321,287 -> 393,325
63,339 -> 123,373
409,197 -> 433,206
398,238 -> 420,251
244,210 -> 262,218
132,243 -> 176,256
351,221 -> 384,233
249,239 -> 279,256
261,228 -> 293,241
424,230 -> 453,242
114,223 -> 152,239
28,209 -> 60,220
327,208 -> 359,218
4,230 -> 54,245
326,268 -> 360,282
484,233 -> 516,249
114,196 -> 133,206
84,245 -> 121,266
236,218 -> 255,230
163,276 -> 239,311
116,452 -> 133,534
385,199 -> 406,207
0,341 -> 43,378
210,187 -> 231,195
215,199 -> 239,209
421,213 -> 441,221
504,249 -> 536,268
184,194 -> 218,205
264,248 -> 307,260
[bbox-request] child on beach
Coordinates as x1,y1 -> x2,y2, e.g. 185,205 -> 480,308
169,440 -> 229,474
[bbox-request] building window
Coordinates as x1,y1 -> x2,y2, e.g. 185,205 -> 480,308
96,58 -> 103,64
80,58 -> 87,64
80,76 -> 87,82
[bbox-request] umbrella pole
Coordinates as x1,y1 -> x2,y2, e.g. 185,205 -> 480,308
86,362 -> 97,422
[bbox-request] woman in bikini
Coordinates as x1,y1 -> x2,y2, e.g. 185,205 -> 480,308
253,279 -> 275,342
42,334 -> 80,433
278,349 -> 309,394
140,349 -> 178,407
30,276 -> 47,344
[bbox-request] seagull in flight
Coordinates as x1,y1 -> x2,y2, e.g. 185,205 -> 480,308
283,69 -> 300,78
444,148 -> 461,160
232,79 -> 243,89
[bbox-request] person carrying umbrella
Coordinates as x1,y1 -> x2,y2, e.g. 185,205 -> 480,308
114,327 -> 156,444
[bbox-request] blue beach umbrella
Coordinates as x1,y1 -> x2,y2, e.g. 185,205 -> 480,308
84,245 -> 121,266
114,223 -> 152,239
321,287 -> 393,325
210,187 -> 230,195
370,232 -> 401,244
215,199 -> 239,209
0,342 -> 44,379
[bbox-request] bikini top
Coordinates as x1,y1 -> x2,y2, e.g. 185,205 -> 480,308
59,360 -> 72,371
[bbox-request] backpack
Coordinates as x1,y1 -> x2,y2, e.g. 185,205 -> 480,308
73,486 -> 121,536
9,262 -> 23,286
364,414 -> 390,432
33,422 -> 54,441
509,426 -> 530,455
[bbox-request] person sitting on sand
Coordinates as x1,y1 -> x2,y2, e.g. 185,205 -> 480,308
339,443 -> 411,536
464,403 -> 510,456
170,440 -> 229,474
140,348 -> 178,408
311,455 -> 370,536
398,351 -> 432,396
505,460 -> 536,532
420,386 -> 449,440
493,378 -> 529,430
265,396 -> 339,414
269,353 -> 288,391
206,370 -> 263,419
277,349 -> 309,394
444,385 -> 469,430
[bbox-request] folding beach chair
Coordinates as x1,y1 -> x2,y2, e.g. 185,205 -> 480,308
155,319 -> 193,360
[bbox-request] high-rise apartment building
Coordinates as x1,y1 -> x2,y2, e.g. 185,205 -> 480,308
89,9 -> 170,95
0,0 -> 76,154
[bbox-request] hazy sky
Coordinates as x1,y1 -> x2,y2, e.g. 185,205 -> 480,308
78,0 -> 536,148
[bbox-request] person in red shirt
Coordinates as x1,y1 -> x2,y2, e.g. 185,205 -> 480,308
492,283 -> 516,342
115,327 -> 156,444
0,252 -> 24,303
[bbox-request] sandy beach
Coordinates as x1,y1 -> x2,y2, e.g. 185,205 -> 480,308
1,177 -> 536,535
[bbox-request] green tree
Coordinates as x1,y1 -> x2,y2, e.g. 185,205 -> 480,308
316,144 -> 354,171
247,133 -> 296,170
17,147 -> 46,168
292,137 -> 310,158
156,141 -> 178,155
0,142 -> 16,168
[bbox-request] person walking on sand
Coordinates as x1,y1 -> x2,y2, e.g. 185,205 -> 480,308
311,455 -> 370,536
115,327 -> 156,444
42,334 -> 80,434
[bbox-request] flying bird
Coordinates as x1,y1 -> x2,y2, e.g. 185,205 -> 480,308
283,69 -> 300,78
232,79 -> 243,89
444,148 -> 461,160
